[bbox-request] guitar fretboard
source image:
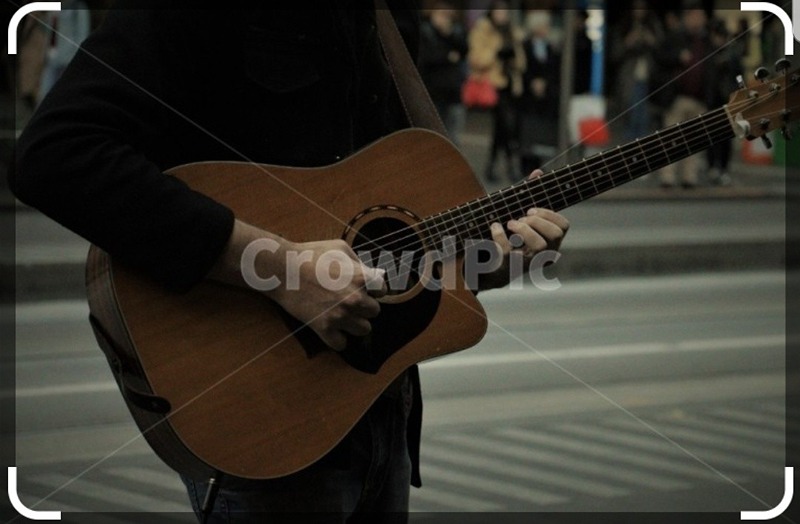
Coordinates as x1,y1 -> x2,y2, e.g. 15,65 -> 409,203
420,106 -> 735,245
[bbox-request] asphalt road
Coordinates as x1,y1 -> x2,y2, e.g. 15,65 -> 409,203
3,269 -> 791,521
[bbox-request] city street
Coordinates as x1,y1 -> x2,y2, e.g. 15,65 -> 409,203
2,104 -> 795,522
5,269 -> 792,519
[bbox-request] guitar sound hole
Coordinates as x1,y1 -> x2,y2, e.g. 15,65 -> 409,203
350,216 -> 425,296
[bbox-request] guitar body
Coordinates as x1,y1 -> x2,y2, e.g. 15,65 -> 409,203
86,129 -> 489,481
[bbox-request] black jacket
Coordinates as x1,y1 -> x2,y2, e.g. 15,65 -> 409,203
12,2 -> 419,291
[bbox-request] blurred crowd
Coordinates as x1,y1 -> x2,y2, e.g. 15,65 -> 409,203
418,0 -> 787,189
2,1 -> 790,194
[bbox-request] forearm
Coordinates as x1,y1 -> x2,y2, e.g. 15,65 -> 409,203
206,219 -> 293,294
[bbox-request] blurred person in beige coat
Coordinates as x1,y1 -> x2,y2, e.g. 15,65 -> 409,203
467,0 -> 526,182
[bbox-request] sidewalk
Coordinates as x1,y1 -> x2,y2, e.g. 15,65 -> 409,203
2,190 -> 789,304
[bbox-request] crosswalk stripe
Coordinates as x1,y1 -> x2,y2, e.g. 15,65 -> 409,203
422,441 -> 628,498
498,427 -> 726,482
30,473 -> 189,513
757,402 -> 788,417
618,414 -> 784,463
410,484 -> 503,511
557,422 -> 779,478
436,433 -> 689,491
653,412 -> 785,446
593,418 -> 784,462
708,406 -> 786,429
419,463 -> 567,506
104,467 -> 186,495
678,417 -> 784,446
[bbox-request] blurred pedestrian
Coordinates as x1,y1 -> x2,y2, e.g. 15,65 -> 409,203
467,0 -> 526,182
16,13 -> 48,113
609,0 -> 663,141
38,0 -> 91,99
519,10 -> 560,175
419,1 -> 468,148
654,6 -> 713,188
573,10 -> 593,96
705,18 -> 742,186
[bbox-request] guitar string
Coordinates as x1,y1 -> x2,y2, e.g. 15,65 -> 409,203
350,91 -> 791,259
353,93 -> 783,254
353,104 -> 774,269
422,96 -> 782,239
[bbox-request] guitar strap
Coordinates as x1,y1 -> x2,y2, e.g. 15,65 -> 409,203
374,0 -> 448,137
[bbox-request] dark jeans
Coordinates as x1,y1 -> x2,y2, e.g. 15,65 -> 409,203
181,387 -> 413,524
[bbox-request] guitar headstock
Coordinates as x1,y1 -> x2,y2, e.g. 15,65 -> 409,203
725,59 -> 799,146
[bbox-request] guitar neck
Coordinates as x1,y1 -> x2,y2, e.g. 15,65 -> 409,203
421,106 -> 735,243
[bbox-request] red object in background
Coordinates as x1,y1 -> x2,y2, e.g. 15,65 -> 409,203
461,78 -> 498,109
740,137 -> 774,165
578,117 -> 610,147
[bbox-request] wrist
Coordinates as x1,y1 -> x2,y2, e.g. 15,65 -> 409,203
207,219 -> 292,293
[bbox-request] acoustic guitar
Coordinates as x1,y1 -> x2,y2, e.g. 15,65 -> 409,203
86,65 -> 798,482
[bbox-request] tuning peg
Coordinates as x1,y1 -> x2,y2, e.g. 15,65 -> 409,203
754,67 -> 770,82
775,58 -> 792,74
736,74 -> 746,89
782,126 -> 792,141
761,135 -> 773,149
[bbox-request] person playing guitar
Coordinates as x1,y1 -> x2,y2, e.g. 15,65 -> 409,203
11,4 -> 569,521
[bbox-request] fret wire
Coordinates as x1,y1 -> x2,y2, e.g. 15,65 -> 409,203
636,138 -> 652,173
624,141 -> 647,181
537,173 -> 565,211
415,108 -> 736,251
533,176 -> 554,210
464,199 -> 492,240
598,148 -> 620,192
422,215 -> 437,242
577,155 -> 602,200
613,146 -> 628,185
654,129 -> 672,165
464,199 -> 492,239
517,179 -> 536,209
369,110 -> 739,258
608,146 -> 631,186
570,160 -> 592,203
547,170 -> 567,207
586,155 -> 608,196
486,192 -> 500,225
553,173 -> 570,210
602,148 -> 625,188
567,159 -> 586,202
513,182 -> 527,217
666,123 -> 691,161
676,120 -> 693,158
462,200 -> 477,240
555,164 -> 582,206
639,133 -> 668,172
622,141 -> 648,181
701,114 -> 715,145
494,187 -> 515,224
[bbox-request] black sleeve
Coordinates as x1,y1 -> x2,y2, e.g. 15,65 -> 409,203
10,6 -> 235,292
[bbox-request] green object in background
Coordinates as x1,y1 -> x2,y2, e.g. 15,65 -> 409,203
773,130 -> 800,167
